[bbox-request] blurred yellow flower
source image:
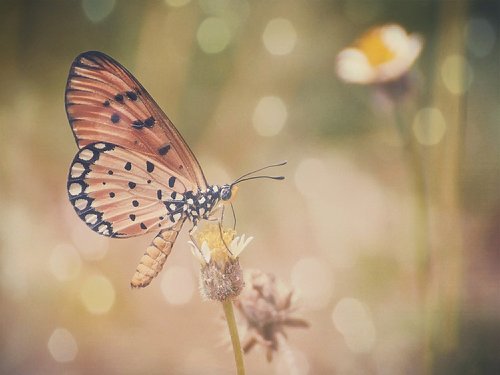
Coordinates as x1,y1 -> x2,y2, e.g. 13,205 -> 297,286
336,24 -> 423,84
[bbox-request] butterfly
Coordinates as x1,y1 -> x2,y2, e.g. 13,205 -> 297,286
65,51 -> 285,288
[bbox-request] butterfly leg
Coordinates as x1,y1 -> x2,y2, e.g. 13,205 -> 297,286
218,221 -> 233,255
130,219 -> 184,288
189,225 -> 198,244
217,205 -> 233,255
230,202 -> 237,231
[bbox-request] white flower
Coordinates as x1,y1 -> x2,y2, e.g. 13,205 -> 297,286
188,224 -> 252,301
189,227 -> 253,264
229,234 -> 253,258
189,240 -> 212,264
336,24 -> 423,84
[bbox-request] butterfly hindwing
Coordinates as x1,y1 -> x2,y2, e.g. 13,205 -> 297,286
67,142 -> 190,238
65,51 -> 207,191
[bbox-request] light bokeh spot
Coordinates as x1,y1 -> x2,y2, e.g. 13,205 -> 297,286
82,0 -> 115,23
262,18 -> 297,55
71,224 -> 109,261
197,17 -> 231,54
294,158 -> 328,197
161,265 -> 195,305
49,243 -> 82,281
165,0 -> 190,7
291,257 -> 334,310
252,96 -> 287,137
332,298 -> 376,353
275,347 -> 310,375
466,18 -> 496,58
412,107 -> 447,146
48,328 -> 78,363
440,54 -> 474,94
80,275 -> 115,314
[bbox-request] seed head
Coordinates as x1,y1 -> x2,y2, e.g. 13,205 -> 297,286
188,224 -> 252,301
234,269 -> 309,361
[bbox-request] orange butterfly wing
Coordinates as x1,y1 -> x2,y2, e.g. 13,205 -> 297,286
65,50 -> 207,191
68,142 -> 190,238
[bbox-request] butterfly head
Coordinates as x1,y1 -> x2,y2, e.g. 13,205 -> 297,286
220,184 -> 239,203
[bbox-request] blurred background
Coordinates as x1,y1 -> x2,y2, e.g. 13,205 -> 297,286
1,0 -> 499,374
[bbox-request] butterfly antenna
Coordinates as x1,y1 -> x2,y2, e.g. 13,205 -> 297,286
232,161 -> 287,185
233,175 -> 285,184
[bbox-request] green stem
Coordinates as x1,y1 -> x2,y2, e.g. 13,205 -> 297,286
393,103 -> 432,373
394,106 -> 430,298
222,299 -> 246,375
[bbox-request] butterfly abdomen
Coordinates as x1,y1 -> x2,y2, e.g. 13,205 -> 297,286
130,219 -> 185,288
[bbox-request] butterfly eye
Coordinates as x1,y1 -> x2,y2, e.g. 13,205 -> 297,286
221,187 -> 232,201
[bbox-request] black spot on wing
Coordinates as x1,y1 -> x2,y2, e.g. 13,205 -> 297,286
158,144 -> 170,155
168,176 -> 176,188
146,161 -> 154,173
140,223 -> 147,230
132,120 -> 144,129
126,91 -> 138,101
114,94 -> 124,103
144,116 -> 155,128
128,181 -> 136,189
129,214 -> 136,221
124,162 -> 132,171
132,200 -> 139,207
111,113 -> 120,123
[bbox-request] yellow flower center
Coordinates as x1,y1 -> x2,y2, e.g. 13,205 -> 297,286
355,27 -> 395,67
195,224 -> 236,263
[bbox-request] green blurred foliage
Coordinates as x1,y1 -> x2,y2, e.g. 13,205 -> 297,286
0,0 -> 499,374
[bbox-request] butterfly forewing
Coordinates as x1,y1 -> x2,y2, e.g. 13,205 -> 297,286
65,51 -> 216,287
68,142 -> 190,238
65,51 -> 208,190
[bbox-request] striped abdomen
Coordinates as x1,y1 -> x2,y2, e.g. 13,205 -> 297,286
130,219 -> 185,288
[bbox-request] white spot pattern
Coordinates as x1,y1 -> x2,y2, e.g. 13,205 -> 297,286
75,198 -> 89,210
69,183 -> 83,196
85,214 -> 98,225
71,163 -> 85,178
79,149 -> 94,161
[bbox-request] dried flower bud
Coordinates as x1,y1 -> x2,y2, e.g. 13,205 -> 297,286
188,224 -> 253,301
234,270 -> 309,362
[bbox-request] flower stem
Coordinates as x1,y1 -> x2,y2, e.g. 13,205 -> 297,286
393,103 -> 433,373
222,299 -> 246,375
394,105 -> 430,300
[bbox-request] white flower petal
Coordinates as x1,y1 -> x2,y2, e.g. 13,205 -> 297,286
336,24 -> 423,84
230,234 -> 254,257
336,48 -> 376,84
200,242 -> 212,263
188,241 -> 205,264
